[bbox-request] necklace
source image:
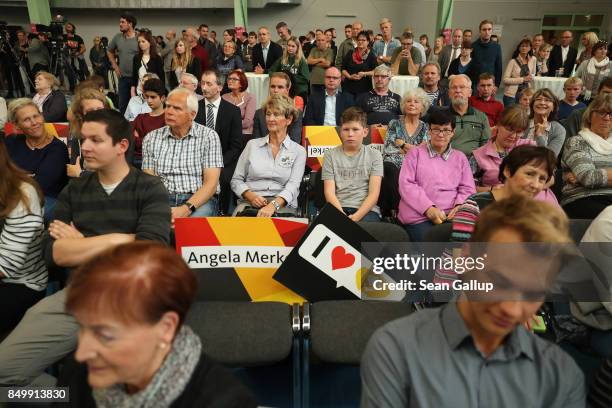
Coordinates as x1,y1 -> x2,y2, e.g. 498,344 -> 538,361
26,134 -> 50,150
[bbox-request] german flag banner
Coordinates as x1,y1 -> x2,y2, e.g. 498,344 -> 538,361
4,122 -> 70,144
175,217 -> 309,304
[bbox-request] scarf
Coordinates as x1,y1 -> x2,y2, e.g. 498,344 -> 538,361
93,325 -> 202,408
578,128 -> 612,155
352,48 -> 369,65
584,57 -> 611,100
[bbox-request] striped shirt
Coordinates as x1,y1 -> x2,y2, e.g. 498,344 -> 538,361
142,122 -> 224,194
561,133 -> 612,207
589,357 -> 612,408
1,183 -> 47,291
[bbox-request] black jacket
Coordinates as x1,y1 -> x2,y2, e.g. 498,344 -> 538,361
547,45 -> 578,78
447,57 -> 478,84
194,98 -> 244,182
251,41 -> 283,73
37,90 -> 67,122
168,57 -> 202,89
252,108 -> 303,144
303,90 -> 355,126
56,352 -> 257,408
131,54 -> 165,88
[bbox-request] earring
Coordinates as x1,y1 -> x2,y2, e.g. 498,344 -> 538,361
159,342 -> 167,350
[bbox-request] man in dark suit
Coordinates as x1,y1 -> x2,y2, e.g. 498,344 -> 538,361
252,72 -> 303,143
305,67 -> 355,126
195,70 -> 243,213
252,26 -> 284,73
438,28 -> 463,81
548,30 -> 578,78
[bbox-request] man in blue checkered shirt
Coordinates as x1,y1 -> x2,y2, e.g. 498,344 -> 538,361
143,87 -> 223,224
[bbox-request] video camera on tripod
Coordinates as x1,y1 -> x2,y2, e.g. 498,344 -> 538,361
35,15 -> 66,52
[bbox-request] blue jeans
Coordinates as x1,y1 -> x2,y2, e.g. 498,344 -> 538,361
43,196 -> 57,225
168,193 -> 219,217
404,220 -> 434,242
118,75 -> 133,115
503,95 -> 516,107
343,207 -> 381,222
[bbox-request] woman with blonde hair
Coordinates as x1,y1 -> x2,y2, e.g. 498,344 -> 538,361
574,40 -> 611,103
32,71 -> 67,122
169,39 -> 201,89
576,31 -> 599,66
269,36 -> 310,100
535,43 -> 552,77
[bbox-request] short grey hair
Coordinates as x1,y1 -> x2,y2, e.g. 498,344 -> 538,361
180,72 -> 199,87
448,74 -> 472,89
168,87 -> 199,114
373,64 -> 392,77
401,88 -> 430,117
8,98 -> 40,124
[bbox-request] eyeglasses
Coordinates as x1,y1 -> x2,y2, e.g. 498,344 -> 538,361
227,77 -> 240,82
593,111 -> 612,119
401,42 -> 413,47
429,128 -> 453,136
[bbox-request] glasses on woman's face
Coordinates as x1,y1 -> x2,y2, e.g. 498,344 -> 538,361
429,128 -> 453,136
593,110 -> 612,119
227,77 -> 240,82
534,97 -> 553,104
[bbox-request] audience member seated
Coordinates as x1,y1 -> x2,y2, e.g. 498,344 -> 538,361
133,78 -> 167,169
58,242 -> 257,407
383,87 -> 430,169
535,43 -> 551,77
31,71 -> 67,123
356,65 -> 401,125
574,40 -> 611,104
131,30 -> 165,96
469,73 -> 504,127
67,88 -> 111,179
231,94 -> 306,216
454,145 -> 558,243
322,107 -> 383,222
590,354 -> 612,408
389,32 -> 421,76
0,96 -> 7,129
523,88 -> 566,158
6,99 -> 68,222
178,72 -> 204,101
304,67 -> 355,126
420,62 -> 449,108
0,138 -> 46,333
561,94 -> 612,219
269,36 -> 310,101
558,77 -> 586,121
124,73 -> 158,122
194,70 -> 243,214
143,87 -> 223,220
252,72 -> 304,143
168,39 -> 202,90
251,26 -> 283,74
361,197 -> 585,408
307,32 -> 334,94
502,38 -> 536,107
398,108 -> 476,241
444,74 -> 491,158
216,41 -> 244,90
517,88 -> 534,115
341,30 -> 378,97
0,109 -> 171,386
222,69 -> 257,139
564,78 -> 612,138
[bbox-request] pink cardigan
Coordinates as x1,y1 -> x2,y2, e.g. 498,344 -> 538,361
503,56 -> 537,98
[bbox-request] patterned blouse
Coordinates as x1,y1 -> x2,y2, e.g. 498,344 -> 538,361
383,118 -> 429,168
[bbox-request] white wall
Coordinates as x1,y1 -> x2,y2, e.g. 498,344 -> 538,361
2,0 -> 611,69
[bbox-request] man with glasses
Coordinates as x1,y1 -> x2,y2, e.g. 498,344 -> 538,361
304,67 -> 356,126
442,74 -> 490,158
390,32 -> 422,76
252,26 -> 283,74
356,64 -> 401,126
548,30 -> 578,78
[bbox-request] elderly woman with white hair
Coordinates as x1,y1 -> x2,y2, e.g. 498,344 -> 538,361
143,87 -> 224,221
231,94 -> 306,217
32,71 -> 67,122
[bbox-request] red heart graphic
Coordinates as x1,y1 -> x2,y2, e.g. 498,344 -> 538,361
331,246 -> 355,270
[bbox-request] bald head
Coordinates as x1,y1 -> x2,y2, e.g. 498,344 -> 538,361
324,66 -> 342,94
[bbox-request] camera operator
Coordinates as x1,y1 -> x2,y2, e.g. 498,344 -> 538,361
13,30 -> 31,81
64,22 -> 89,82
0,25 -> 26,98
26,32 -> 50,81
89,36 -> 109,88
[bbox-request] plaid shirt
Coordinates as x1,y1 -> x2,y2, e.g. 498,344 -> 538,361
142,122 -> 224,194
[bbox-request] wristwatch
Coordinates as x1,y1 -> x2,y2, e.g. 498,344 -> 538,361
184,201 -> 197,214
270,199 -> 281,212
